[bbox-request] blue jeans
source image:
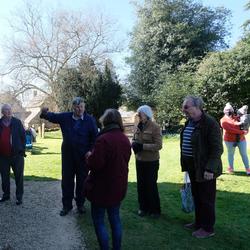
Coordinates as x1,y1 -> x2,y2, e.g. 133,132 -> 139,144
224,140 -> 249,169
91,203 -> 122,250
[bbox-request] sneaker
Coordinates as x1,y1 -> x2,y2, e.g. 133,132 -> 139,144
192,228 -> 215,239
246,168 -> 250,176
227,167 -> 234,174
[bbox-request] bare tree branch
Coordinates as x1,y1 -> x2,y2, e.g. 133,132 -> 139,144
0,1 -> 121,98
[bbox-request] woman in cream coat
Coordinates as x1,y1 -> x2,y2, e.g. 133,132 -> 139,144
132,105 -> 162,218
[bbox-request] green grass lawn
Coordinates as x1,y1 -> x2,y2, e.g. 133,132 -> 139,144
24,131 -> 250,250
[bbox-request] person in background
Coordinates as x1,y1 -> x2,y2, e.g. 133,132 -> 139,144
181,96 -> 223,238
30,125 -> 37,142
24,127 -> 33,149
0,104 -> 26,205
220,103 -> 250,175
84,109 -> 131,250
40,97 -> 98,216
132,105 -> 162,218
236,105 -> 250,131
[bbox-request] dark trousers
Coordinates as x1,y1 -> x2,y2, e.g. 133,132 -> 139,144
0,155 -> 24,201
91,203 -> 122,250
182,156 -> 216,232
136,160 -> 161,214
61,145 -> 88,209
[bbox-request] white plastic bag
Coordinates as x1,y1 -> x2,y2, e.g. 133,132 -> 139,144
180,172 -> 194,213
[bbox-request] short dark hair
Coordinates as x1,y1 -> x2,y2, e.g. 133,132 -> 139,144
99,109 -> 124,131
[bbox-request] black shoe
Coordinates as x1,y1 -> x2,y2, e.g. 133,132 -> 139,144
0,197 -> 10,202
59,207 -> 72,216
16,200 -> 23,205
137,210 -> 147,217
77,206 -> 86,214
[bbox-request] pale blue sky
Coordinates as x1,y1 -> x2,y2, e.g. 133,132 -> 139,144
0,0 -> 249,80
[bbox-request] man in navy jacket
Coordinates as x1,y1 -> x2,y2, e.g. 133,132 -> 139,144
0,104 -> 26,205
40,97 -> 98,216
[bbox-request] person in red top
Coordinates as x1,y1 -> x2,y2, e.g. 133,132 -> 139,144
220,103 -> 250,175
0,104 -> 26,205
84,109 -> 131,250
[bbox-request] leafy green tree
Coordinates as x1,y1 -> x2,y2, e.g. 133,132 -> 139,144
196,35 -> 250,120
85,62 -> 122,121
126,0 -> 230,108
155,66 -> 196,127
55,68 -> 83,111
243,1 -> 250,31
55,58 -> 122,124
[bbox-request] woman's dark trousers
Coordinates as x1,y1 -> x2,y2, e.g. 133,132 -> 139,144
136,160 -> 161,214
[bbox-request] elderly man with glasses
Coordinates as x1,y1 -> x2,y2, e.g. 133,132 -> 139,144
40,97 -> 98,216
180,96 -> 223,238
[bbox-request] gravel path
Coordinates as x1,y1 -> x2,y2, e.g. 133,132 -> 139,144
0,180 -> 86,250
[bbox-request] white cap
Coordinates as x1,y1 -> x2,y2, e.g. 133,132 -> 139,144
223,103 -> 234,114
137,105 -> 153,119
238,105 -> 248,115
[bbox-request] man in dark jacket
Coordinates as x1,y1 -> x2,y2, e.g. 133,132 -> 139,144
40,97 -> 98,216
180,96 -> 223,238
0,104 -> 26,205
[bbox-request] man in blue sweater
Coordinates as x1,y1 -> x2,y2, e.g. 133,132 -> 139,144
40,97 -> 98,216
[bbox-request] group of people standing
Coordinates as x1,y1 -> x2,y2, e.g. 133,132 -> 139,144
39,98 -> 163,249
0,96 -> 249,249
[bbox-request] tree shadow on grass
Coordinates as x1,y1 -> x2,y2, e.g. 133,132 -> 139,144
79,181 -> 250,250
10,174 -> 59,181
27,145 -> 60,155
44,135 -> 62,140
230,171 -> 249,177
23,175 -> 59,181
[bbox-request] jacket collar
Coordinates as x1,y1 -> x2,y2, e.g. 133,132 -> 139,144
185,111 -> 206,128
0,117 -> 13,127
138,119 -> 151,131
98,123 -> 121,136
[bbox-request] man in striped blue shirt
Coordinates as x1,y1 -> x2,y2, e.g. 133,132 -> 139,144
180,96 -> 223,239
181,120 -> 196,157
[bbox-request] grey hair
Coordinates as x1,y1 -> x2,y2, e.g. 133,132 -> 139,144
72,97 -> 85,106
1,103 -> 12,113
184,95 -> 204,110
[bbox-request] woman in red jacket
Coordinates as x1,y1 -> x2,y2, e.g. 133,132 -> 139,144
85,109 -> 131,250
220,103 -> 250,175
